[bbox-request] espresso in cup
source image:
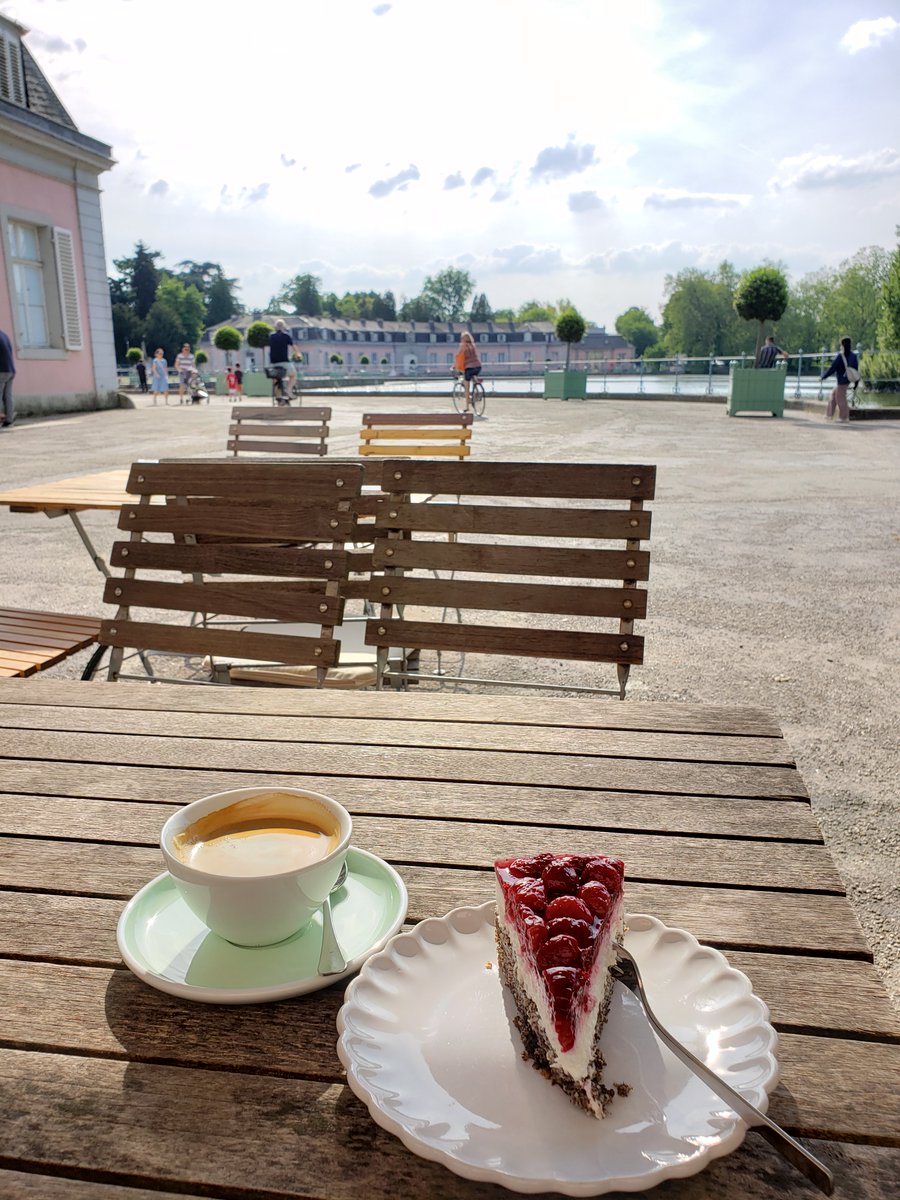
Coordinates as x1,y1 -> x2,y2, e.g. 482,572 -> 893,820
172,791 -> 341,877
160,786 -> 352,946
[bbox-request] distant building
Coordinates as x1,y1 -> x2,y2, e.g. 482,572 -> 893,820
0,15 -> 117,414
202,314 -> 634,374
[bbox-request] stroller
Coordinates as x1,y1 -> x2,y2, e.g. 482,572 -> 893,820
187,371 -> 208,404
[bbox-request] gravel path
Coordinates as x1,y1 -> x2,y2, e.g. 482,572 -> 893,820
2,392 -> 897,1008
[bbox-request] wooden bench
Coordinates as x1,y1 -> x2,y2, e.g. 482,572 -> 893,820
358,412 -> 473,459
227,406 -> 331,457
0,607 -> 102,678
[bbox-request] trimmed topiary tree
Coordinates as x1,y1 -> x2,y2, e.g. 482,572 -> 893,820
125,347 -> 143,365
245,321 -> 273,371
195,349 -> 208,366
733,267 -> 789,366
555,310 -> 587,369
214,324 -> 243,366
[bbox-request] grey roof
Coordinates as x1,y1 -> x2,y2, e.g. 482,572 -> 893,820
22,44 -> 77,130
206,314 -> 559,337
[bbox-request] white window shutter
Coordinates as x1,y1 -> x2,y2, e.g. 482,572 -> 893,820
52,227 -> 84,351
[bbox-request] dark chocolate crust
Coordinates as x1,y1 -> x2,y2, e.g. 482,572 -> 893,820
495,920 -> 617,1118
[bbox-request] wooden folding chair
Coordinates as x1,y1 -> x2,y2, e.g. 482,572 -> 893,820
227,405 -> 331,457
362,460 -> 656,698
358,412 -> 473,461
97,461 -> 364,686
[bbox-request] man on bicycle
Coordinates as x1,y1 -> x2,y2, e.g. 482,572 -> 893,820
455,331 -> 482,414
268,319 -> 298,404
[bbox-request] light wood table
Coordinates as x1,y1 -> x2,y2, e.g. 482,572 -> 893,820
1,679 -> 897,1199
0,469 -> 136,577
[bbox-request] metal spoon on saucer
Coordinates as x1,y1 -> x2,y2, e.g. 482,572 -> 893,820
317,862 -> 349,976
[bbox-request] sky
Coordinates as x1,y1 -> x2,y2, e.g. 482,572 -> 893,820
6,0 -> 900,326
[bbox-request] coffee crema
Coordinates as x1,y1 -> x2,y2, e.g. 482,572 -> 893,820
172,791 -> 340,877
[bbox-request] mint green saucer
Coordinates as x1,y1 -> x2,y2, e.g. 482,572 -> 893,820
117,847 -> 408,1004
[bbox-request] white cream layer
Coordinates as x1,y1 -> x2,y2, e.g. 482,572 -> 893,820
496,879 -> 624,1083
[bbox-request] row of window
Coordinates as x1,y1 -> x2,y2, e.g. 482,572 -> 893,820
295,328 -> 546,344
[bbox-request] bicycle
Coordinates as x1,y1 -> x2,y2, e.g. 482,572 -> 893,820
265,364 -> 295,405
451,372 -> 486,417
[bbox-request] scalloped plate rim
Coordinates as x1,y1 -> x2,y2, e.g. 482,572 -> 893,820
336,904 -> 779,1196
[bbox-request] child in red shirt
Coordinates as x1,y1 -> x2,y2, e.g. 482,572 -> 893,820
226,368 -> 237,397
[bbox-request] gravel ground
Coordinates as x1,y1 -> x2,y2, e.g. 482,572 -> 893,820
2,391 -> 897,1009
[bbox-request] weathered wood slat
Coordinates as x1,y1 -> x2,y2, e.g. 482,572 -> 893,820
124,460 -> 358,498
1,728 -> 810,799
0,874 -> 871,961
361,427 -> 473,441
0,679 -> 785,736
375,502 -> 652,540
377,577 -> 650,619
232,405 -> 331,422
98,621 -> 341,667
362,413 -> 473,427
372,540 -> 651,580
228,423 -> 328,438
226,438 -> 328,456
0,469 -> 133,512
381,460 -> 657,500
360,443 -> 471,457
367,617 -> 645,664
108,541 -> 349,575
0,1170 -> 207,1200
116,503 -> 356,539
0,809 -> 843,891
101,579 -> 337,623
0,704 -> 800,765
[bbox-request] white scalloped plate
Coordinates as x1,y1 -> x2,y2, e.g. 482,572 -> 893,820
337,907 -> 778,1195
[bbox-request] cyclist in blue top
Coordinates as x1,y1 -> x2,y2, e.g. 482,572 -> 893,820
821,336 -> 859,423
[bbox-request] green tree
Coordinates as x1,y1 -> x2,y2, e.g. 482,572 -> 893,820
469,292 -> 493,321
111,303 -> 144,362
821,246 -> 889,350
143,301 -> 185,364
661,263 -> 751,357
877,228 -> 900,349
204,274 -> 241,325
112,240 -> 162,319
555,309 -> 586,369
271,273 -> 323,316
775,271 -> 831,357
246,320 -> 274,367
492,307 -> 515,321
125,347 -> 143,365
195,349 -> 208,366
320,291 -> 340,318
614,306 -> 659,357
398,294 -> 438,321
154,277 -> 205,349
733,266 -> 790,365
420,268 -> 475,321
380,290 -> 397,320
517,299 -> 557,322
214,325 -> 243,365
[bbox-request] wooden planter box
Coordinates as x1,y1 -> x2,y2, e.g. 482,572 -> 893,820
544,369 -> 588,400
727,366 -> 786,417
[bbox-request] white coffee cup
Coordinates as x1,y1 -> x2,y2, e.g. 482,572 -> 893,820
160,786 -> 352,946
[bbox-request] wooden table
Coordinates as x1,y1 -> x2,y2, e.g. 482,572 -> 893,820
0,470 -> 136,577
1,679 -> 897,1199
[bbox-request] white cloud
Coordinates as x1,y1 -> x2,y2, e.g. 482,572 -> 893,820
840,17 -> 899,54
644,189 -> 750,210
486,244 -> 565,274
443,172 -> 465,190
471,166 -> 495,187
530,139 -> 596,182
769,148 -> 900,191
147,179 -> 168,197
369,164 -> 420,198
280,154 -> 296,167
568,191 -> 607,214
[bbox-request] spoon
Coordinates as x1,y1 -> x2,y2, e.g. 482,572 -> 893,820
612,943 -> 833,1195
317,862 -> 349,976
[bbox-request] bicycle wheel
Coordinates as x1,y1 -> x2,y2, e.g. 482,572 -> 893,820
451,378 -> 467,413
471,380 -> 486,417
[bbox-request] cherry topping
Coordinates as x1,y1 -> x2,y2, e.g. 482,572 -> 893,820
547,917 -> 592,947
506,853 -> 553,878
536,934 -> 582,972
542,861 -> 579,897
510,877 -> 547,913
517,912 -> 548,954
545,895 -> 592,923
582,857 -> 623,891
579,880 -> 613,917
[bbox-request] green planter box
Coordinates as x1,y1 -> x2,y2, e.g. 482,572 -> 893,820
727,366 -> 786,417
544,369 -> 588,400
242,371 -> 271,398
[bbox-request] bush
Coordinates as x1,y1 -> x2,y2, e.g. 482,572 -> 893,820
195,350 -> 208,366
860,349 -> 900,393
555,310 -> 587,369
733,267 -> 789,365
214,325 -> 243,354
125,347 -> 143,365
329,354 -> 343,365
246,321 -> 273,354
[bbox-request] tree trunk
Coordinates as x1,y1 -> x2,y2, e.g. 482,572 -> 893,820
754,320 -> 766,367
565,341 -> 572,370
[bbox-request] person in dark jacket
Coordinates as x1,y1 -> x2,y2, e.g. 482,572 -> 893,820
821,336 -> 859,423
135,357 -> 148,392
0,328 -> 16,428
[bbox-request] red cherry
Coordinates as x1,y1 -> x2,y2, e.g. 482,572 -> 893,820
582,857 -> 623,892
518,912 -> 548,954
506,853 -> 553,878
542,861 -> 579,897
546,895 -> 592,923
579,880 -> 613,917
543,964 -> 580,1004
536,934 -> 582,972
510,877 -> 547,914
547,917 -> 592,947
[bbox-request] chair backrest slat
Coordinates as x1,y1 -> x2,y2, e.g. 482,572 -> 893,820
227,406 -> 331,458
357,412 -> 473,460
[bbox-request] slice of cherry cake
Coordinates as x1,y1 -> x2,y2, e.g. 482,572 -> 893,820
494,853 -> 626,1117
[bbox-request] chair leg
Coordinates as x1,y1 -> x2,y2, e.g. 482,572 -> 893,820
617,663 -> 630,700
81,643 -> 110,680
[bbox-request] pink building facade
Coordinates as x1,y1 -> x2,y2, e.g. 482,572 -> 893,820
0,15 -> 117,416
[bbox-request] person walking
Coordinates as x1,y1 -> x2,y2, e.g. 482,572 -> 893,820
135,356 -> 148,393
268,319 -> 297,403
455,330 -> 483,415
821,336 -> 859,423
233,362 -> 243,400
174,343 -> 196,404
0,327 -> 16,428
150,348 -> 169,402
